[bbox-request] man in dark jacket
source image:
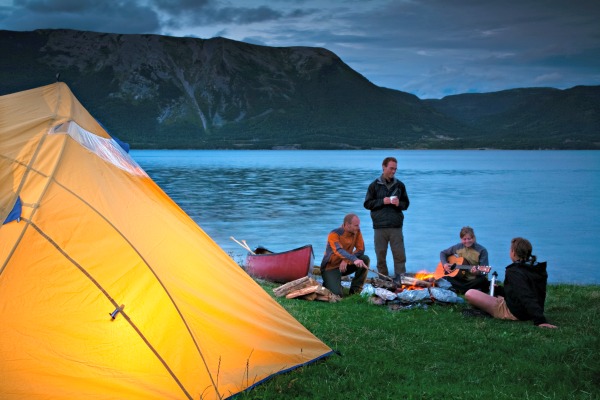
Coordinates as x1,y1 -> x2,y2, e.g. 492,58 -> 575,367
363,157 -> 409,283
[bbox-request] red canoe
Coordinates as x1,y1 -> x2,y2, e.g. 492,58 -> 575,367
245,244 -> 314,283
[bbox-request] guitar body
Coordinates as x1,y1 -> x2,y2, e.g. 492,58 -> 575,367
434,256 -> 491,280
434,256 -> 464,280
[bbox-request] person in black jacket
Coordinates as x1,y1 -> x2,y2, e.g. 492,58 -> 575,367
465,237 -> 557,328
363,156 -> 409,283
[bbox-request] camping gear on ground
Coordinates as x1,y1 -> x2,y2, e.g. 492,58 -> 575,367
0,82 -> 332,399
245,244 -> 314,283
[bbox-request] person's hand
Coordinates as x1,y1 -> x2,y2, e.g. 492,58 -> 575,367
537,323 -> 558,329
354,259 -> 367,269
340,260 -> 348,273
443,263 -> 452,273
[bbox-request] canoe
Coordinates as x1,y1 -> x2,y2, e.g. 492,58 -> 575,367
245,244 -> 314,283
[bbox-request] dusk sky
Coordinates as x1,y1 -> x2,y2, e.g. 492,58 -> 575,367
1,0 -> 599,99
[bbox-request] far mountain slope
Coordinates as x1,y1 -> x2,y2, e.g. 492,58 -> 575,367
424,86 -> 600,149
1,29 -> 598,149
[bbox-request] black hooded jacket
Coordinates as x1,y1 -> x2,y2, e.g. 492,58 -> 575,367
503,260 -> 549,325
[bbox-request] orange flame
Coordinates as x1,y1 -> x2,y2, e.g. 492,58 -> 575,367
400,270 -> 436,291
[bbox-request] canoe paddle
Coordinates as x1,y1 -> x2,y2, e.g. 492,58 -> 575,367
230,236 -> 255,254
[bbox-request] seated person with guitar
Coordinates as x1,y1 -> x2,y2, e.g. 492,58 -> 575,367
436,226 -> 490,294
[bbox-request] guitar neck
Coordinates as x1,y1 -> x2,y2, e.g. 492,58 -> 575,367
451,265 -> 490,273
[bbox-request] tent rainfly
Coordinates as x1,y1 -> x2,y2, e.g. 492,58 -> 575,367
0,83 -> 332,399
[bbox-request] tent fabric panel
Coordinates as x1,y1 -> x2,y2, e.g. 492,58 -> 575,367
0,229 -> 192,400
28,156 -> 212,393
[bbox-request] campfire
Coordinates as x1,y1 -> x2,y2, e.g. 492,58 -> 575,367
368,270 -> 435,292
367,270 -> 461,306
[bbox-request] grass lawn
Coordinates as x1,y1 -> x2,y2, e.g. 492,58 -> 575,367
238,283 -> 600,400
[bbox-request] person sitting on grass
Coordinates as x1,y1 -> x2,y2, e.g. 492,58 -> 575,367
320,213 -> 370,297
438,226 -> 490,294
465,237 -> 557,328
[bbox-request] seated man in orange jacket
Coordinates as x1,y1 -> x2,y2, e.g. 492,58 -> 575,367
320,213 -> 370,296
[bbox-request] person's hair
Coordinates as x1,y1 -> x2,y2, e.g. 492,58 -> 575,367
343,213 -> 358,226
382,157 -> 397,167
459,226 -> 475,239
511,237 -> 536,264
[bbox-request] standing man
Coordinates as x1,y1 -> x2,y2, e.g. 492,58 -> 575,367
320,213 -> 370,296
364,156 -> 410,283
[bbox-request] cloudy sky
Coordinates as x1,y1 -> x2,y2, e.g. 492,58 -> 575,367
1,0 -> 599,99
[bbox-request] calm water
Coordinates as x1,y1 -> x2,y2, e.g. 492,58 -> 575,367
130,150 -> 600,285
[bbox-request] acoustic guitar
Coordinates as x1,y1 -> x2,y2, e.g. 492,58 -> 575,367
434,255 -> 491,280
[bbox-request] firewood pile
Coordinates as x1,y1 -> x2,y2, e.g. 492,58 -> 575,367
273,276 -> 341,303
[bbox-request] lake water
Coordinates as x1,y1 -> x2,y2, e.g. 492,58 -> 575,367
130,150 -> 600,285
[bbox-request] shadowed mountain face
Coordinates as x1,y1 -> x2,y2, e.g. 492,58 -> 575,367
1,29 -> 598,149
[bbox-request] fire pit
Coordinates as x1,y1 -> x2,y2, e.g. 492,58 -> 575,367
364,271 -> 462,306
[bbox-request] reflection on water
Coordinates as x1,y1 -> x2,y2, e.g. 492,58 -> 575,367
134,150 -> 600,285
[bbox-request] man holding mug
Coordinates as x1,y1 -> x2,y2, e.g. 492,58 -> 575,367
364,156 -> 410,283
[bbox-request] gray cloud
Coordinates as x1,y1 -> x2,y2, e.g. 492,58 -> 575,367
3,0 -> 161,33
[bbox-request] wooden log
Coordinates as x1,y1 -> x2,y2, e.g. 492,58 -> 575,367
273,276 -> 318,297
400,275 -> 432,288
316,293 -> 342,303
302,293 -> 318,301
285,285 -> 320,299
313,285 -> 331,296
369,278 -> 398,291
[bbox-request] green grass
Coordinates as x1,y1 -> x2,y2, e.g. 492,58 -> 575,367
239,283 -> 600,399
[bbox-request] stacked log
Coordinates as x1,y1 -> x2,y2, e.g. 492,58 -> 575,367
273,276 -> 340,303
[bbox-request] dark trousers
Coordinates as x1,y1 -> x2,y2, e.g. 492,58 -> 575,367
374,228 -> 406,279
322,255 -> 370,296
445,275 -> 489,294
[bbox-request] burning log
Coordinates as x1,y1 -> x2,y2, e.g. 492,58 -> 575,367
400,275 -> 432,288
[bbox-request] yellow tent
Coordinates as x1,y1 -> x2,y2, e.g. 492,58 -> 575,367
0,83 -> 332,399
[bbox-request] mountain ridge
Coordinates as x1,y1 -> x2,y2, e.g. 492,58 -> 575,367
1,29 -> 598,149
